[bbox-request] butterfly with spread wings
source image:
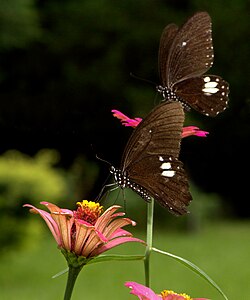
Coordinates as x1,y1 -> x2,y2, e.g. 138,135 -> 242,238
110,101 -> 192,215
157,11 -> 229,117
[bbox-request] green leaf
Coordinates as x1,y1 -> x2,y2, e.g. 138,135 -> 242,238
152,247 -> 228,300
87,254 -> 145,265
52,268 -> 69,279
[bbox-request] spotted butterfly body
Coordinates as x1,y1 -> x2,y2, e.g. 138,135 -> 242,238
110,101 -> 192,215
157,11 -> 229,117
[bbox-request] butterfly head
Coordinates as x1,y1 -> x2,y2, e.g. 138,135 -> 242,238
110,166 -> 127,188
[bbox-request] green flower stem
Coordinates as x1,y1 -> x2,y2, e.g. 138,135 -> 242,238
61,250 -> 88,300
144,198 -> 154,287
64,264 -> 82,300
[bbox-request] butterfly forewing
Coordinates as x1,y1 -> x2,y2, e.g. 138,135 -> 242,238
121,102 -> 184,169
118,102 -> 192,215
165,12 -> 214,87
158,23 -> 179,84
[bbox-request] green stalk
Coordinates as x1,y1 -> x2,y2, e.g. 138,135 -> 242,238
63,265 -> 82,300
61,250 -> 87,300
144,198 -> 154,287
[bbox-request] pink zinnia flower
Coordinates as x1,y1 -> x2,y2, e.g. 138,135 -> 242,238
125,281 -> 209,300
24,200 -> 145,258
112,109 -> 208,138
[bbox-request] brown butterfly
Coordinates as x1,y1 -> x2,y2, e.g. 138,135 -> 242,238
157,11 -> 229,117
110,101 -> 192,215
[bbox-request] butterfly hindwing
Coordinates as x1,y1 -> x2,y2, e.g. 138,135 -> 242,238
127,154 -> 191,215
174,75 -> 229,116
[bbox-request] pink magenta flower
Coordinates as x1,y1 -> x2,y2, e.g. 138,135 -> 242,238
23,200 -> 145,257
181,126 -> 209,138
112,109 -> 142,128
125,282 -> 209,300
112,109 -> 208,138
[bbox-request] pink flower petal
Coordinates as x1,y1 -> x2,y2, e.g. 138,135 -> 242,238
23,204 -> 62,246
182,126 -> 209,138
81,229 -> 103,257
125,282 -> 209,300
112,110 -> 129,121
73,221 -> 93,255
108,228 -> 133,239
41,202 -> 74,249
95,205 -> 121,233
103,218 -> 136,239
92,237 -> 145,256
125,281 -> 161,300
51,212 -> 74,251
112,109 -> 142,128
110,212 -> 126,218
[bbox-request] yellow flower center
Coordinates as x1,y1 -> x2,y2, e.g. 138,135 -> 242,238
161,290 -> 192,300
75,200 -> 103,225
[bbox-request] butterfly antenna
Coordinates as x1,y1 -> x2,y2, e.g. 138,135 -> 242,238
129,72 -> 157,87
130,72 -> 160,106
95,153 -> 112,166
92,148 -> 116,202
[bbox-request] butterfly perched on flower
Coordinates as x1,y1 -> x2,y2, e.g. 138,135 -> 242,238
157,11 -> 229,117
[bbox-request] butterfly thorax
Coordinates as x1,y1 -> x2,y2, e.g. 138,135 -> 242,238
156,85 -> 190,111
110,166 -> 151,202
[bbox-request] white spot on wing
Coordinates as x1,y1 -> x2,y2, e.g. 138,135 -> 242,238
204,81 -> 218,88
159,156 -> 164,161
202,87 -> 219,94
160,162 -> 171,169
162,170 -> 176,177
202,81 -> 219,94
204,76 -> 211,82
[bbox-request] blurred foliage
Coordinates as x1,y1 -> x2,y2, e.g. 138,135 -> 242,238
0,149 -> 66,206
0,0 -> 249,216
103,182 -> 223,234
0,149 -> 99,252
0,0 -> 41,49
